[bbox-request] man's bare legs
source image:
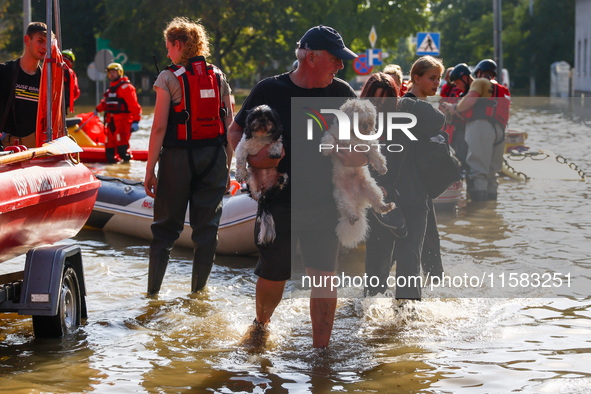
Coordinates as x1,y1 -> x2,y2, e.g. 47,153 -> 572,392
306,267 -> 337,348
256,277 -> 286,324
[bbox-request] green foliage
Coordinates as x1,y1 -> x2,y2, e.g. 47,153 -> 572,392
431,0 -> 575,95
0,0 -> 29,60
0,0 -> 575,94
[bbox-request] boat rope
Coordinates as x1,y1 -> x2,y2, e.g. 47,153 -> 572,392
555,155 -> 586,180
95,174 -> 145,186
67,134 -> 80,164
505,151 -> 550,161
502,157 -> 529,181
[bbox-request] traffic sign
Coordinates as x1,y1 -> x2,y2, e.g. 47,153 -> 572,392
86,61 -> 106,82
94,49 -> 114,71
369,26 -> 377,48
353,53 -> 373,75
416,32 -> 440,56
366,48 -> 382,66
96,37 -> 142,72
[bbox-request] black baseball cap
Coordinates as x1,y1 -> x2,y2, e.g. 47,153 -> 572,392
297,25 -> 357,60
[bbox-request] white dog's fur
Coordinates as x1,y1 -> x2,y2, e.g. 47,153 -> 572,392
321,99 -> 394,248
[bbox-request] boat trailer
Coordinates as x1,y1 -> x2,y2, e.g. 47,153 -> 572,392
0,245 -> 87,338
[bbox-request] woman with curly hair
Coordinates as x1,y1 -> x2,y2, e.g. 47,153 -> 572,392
145,17 -> 233,295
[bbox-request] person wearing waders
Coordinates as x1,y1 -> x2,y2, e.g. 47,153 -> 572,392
144,17 -> 233,295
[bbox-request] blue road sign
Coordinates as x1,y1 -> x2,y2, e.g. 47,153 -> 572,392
366,48 -> 382,66
416,32 -> 440,56
353,53 -> 373,75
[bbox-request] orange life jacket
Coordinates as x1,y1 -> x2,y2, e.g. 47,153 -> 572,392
165,56 -> 226,147
463,80 -> 510,128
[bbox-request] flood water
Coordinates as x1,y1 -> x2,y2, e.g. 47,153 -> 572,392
1,98 -> 590,393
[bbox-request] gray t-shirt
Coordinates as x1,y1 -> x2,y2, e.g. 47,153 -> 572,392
153,65 -> 231,105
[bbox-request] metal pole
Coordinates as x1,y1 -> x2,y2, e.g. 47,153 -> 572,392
529,0 -> 536,96
23,0 -> 31,49
53,0 -> 62,48
493,0 -> 504,85
498,0 -> 504,86
54,0 -> 66,136
45,0 -> 52,143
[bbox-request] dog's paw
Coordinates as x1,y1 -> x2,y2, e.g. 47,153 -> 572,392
268,142 -> 283,158
235,168 -> 248,183
380,202 -> 395,213
347,213 -> 360,224
277,173 -> 289,188
372,161 -> 388,175
320,133 -> 336,155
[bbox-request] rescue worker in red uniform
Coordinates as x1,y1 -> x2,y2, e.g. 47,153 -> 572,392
62,49 -> 80,114
95,62 -> 142,163
443,60 -> 511,201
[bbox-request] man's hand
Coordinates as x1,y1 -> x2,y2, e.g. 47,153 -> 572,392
247,145 -> 285,169
249,167 -> 282,193
335,150 -> 368,167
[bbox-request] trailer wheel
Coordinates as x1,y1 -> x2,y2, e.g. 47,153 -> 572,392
33,267 -> 82,338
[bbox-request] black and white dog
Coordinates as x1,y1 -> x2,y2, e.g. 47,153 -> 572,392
235,105 -> 288,245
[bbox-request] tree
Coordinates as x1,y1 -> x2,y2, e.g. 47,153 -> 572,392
98,0 -> 298,84
430,0 -> 575,95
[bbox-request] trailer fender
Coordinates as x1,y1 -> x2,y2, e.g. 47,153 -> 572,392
19,244 -> 87,318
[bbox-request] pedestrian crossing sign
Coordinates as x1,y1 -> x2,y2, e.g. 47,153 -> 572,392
416,32 -> 440,56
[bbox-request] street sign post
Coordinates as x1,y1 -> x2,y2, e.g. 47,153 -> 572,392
416,32 -> 440,56
94,49 -> 114,71
86,62 -> 105,82
353,53 -> 373,75
96,37 -> 142,72
369,26 -> 377,48
366,48 -> 382,66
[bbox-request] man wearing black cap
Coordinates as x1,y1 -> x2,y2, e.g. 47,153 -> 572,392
229,25 -> 361,349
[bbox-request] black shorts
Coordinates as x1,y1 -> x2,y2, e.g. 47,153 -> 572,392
254,203 -> 339,281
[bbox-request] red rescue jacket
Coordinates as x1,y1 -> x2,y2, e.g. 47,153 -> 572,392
64,66 -> 80,113
165,56 -> 226,148
102,78 -> 131,114
462,80 -> 510,129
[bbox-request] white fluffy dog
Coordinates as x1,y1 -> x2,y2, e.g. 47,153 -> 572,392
235,104 -> 287,245
321,98 -> 394,248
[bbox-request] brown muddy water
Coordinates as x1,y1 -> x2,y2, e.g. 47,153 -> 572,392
1,98 -> 590,393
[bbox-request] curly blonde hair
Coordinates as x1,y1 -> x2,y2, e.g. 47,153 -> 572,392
164,17 -> 210,67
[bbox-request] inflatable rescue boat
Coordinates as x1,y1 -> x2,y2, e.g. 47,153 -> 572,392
86,176 -> 258,256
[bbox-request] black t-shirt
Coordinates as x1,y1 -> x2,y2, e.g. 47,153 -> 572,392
234,72 -> 357,211
0,59 -> 41,137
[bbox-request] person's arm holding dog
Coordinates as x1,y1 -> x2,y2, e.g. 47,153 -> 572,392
335,149 -> 368,167
229,122 -> 285,168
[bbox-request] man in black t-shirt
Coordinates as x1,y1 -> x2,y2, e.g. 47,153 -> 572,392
229,25 -> 361,349
0,22 -> 47,148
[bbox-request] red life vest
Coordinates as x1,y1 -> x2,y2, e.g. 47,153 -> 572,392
463,80 -> 510,128
103,79 -> 130,114
165,56 -> 226,147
